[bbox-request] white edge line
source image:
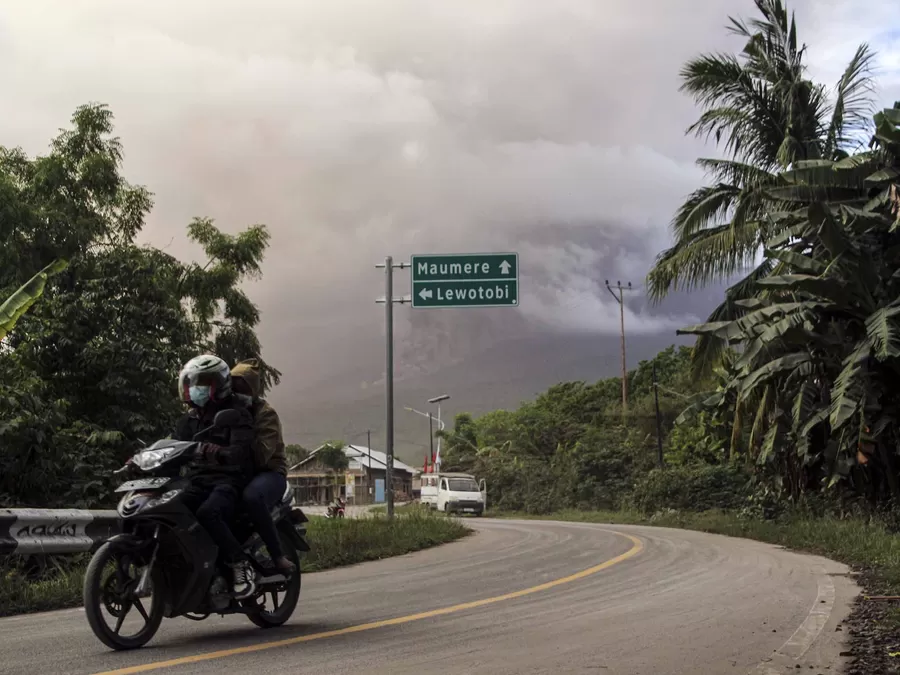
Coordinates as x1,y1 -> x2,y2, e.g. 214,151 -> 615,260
750,567 -> 836,673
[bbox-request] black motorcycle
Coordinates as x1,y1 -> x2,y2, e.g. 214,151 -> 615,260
83,408 -> 311,651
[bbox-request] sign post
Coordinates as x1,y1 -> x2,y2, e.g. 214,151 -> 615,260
376,251 -> 518,518
411,253 -> 519,308
375,256 -> 410,520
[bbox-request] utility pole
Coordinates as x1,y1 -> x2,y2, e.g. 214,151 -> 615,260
376,256 -> 410,519
428,412 -> 434,468
605,280 -> 636,418
428,394 -> 450,473
653,362 -> 664,467
367,429 -> 372,504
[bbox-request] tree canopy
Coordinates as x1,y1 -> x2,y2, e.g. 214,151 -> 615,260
0,103 -> 279,508
439,1 -> 900,517
646,0 -> 877,378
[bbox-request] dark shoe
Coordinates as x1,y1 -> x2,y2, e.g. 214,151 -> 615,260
274,556 -> 296,573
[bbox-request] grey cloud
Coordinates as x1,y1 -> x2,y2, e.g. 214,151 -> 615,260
0,0 -> 896,444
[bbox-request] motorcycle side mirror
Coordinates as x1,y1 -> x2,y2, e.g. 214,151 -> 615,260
213,408 -> 241,428
191,408 -> 242,441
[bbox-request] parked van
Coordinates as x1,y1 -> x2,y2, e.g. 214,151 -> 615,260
420,472 -> 486,515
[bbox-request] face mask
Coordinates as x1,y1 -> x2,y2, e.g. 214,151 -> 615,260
189,385 -> 212,407
234,393 -> 253,407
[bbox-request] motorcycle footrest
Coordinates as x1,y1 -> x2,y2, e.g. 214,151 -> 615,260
257,573 -> 289,585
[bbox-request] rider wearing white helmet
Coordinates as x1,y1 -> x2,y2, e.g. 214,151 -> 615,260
174,354 -> 257,599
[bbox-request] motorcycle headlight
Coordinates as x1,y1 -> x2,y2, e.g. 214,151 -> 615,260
133,447 -> 177,471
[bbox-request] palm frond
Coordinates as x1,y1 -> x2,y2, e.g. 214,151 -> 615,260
647,219 -> 763,300
823,43 -> 877,156
695,158 -> 777,187
670,183 -> 741,240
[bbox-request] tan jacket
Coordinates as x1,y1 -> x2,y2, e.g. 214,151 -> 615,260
231,359 -> 287,476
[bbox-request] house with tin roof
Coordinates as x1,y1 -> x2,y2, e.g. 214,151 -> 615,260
287,444 -> 417,505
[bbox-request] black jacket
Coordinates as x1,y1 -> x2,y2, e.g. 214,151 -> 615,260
174,398 -> 256,483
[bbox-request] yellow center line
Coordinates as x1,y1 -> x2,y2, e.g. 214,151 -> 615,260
92,530 -> 644,675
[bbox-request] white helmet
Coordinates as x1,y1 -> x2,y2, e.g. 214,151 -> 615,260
177,354 -> 232,407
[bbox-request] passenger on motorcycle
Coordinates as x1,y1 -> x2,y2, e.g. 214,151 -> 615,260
173,354 -> 258,599
230,359 -> 296,574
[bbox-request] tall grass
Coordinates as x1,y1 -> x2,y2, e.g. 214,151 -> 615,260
303,510 -> 469,571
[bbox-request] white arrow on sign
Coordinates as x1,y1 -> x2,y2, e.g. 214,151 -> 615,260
419,288 -> 434,300
499,260 -> 512,275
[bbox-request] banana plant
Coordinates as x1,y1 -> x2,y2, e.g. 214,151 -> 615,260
0,258 -> 69,341
676,105 -> 900,498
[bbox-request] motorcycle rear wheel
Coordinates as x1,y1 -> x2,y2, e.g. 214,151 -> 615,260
83,542 -> 165,650
243,530 -> 302,628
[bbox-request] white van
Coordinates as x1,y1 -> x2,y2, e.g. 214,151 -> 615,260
420,472 -> 487,516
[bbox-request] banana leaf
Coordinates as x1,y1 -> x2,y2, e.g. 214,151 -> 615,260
0,258 -> 69,341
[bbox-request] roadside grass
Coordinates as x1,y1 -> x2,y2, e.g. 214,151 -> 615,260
0,509 -> 470,618
303,509 -> 469,571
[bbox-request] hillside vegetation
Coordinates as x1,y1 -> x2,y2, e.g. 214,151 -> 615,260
439,2 -> 900,671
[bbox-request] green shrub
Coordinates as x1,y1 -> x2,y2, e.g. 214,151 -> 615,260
632,463 -> 751,514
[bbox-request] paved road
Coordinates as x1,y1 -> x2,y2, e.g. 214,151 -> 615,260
0,520 -> 858,675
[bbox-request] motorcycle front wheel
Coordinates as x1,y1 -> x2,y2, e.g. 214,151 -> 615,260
83,542 -> 165,650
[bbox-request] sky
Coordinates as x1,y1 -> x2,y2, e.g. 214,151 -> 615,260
1,0 -> 899,412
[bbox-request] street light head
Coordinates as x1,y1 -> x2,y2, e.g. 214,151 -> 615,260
428,394 -> 450,404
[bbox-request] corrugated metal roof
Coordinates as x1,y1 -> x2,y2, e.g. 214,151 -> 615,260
289,444 -> 416,475
345,445 -> 416,474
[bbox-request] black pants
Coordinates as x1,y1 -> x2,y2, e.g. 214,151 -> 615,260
243,471 -> 287,559
182,479 -> 245,564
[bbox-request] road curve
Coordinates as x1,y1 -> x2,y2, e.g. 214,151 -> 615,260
0,519 -> 858,675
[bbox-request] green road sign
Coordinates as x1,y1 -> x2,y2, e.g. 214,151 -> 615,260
410,253 -> 519,308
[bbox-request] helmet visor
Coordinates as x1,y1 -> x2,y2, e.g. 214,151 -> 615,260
180,371 -> 221,402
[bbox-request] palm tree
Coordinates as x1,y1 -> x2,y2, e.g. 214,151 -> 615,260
678,105 -> 900,501
646,0 -> 876,378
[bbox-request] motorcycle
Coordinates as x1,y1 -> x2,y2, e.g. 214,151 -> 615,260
82,408 -> 311,651
325,498 -> 345,519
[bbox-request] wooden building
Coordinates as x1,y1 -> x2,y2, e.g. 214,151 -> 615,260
287,444 -> 417,505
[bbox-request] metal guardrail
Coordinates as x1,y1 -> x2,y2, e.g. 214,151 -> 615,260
0,509 -> 120,555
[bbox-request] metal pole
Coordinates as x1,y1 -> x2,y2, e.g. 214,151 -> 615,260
428,413 -> 434,467
367,429 -> 372,504
619,286 -> 627,414
436,402 -> 442,473
605,280 -> 634,424
384,255 -> 395,520
653,362 -> 664,467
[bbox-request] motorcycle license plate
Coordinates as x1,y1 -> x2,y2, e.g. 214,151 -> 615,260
115,477 -> 171,492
